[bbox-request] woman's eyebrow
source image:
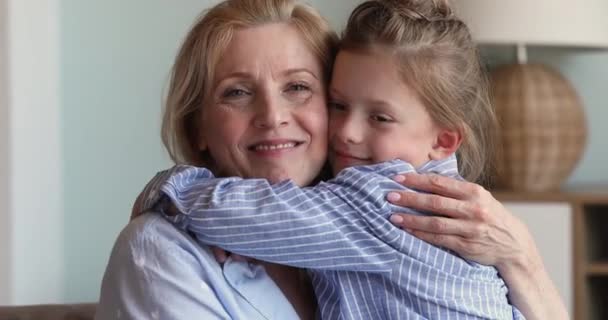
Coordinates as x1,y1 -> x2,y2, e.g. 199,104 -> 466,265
217,71 -> 252,81
283,68 -> 319,80
212,72 -> 253,89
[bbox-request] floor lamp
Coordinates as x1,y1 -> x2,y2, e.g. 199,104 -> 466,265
454,0 -> 608,191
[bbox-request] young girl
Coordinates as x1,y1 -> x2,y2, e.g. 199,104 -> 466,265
138,0 -> 522,318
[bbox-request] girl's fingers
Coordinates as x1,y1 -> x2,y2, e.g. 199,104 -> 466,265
211,246 -> 228,263
387,191 -> 474,219
393,173 -> 485,201
231,254 -> 251,263
390,214 -> 481,238
210,247 -> 257,264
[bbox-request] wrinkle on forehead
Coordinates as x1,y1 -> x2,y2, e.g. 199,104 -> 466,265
213,23 -> 322,84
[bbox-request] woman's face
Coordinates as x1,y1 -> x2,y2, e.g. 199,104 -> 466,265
199,23 -> 328,186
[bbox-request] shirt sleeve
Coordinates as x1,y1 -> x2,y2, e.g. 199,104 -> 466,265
95,215 -> 232,320
148,165 -> 414,273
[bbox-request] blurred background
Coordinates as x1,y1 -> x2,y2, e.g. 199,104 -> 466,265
1,0 -> 608,315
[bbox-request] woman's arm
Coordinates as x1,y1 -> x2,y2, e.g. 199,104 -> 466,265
385,173 -> 569,320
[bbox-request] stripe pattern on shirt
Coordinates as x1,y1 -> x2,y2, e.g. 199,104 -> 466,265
140,156 -> 524,320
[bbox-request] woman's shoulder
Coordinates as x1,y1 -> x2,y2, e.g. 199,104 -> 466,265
113,212 -> 199,254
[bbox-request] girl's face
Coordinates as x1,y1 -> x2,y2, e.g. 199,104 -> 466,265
328,50 -> 448,174
199,23 -> 328,186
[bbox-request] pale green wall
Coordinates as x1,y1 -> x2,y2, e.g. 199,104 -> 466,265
60,0 -> 216,302
536,49 -> 608,186
481,47 -> 608,186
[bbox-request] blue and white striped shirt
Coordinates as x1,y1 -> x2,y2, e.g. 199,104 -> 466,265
141,156 -> 523,319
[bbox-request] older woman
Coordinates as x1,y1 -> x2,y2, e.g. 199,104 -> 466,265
95,0 -> 567,319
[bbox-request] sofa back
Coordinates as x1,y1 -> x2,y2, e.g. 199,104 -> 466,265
0,303 -> 96,320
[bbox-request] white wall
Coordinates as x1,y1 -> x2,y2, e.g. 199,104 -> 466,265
4,0 -> 64,305
505,202 -> 573,315
0,0 -> 11,305
59,0 -> 216,302
308,0 -> 358,31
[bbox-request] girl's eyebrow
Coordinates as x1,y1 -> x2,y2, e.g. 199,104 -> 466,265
366,99 -> 393,109
329,87 -> 346,99
329,87 -> 393,109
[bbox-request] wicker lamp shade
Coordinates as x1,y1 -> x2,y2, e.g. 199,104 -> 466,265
491,64 -> 587,191
453,0 -> 608,191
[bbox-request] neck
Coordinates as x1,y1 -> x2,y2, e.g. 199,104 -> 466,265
261,262 -> 317,320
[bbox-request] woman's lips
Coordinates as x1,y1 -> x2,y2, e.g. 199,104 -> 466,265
248,140 -> 304,157
253,142 -> 297,151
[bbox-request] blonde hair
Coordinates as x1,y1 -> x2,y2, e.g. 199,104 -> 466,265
341,0 -> 497,185
162,0 -> 338,166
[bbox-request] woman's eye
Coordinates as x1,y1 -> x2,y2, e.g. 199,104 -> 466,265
223,88 -> 250,98
371,114 -> 393,123
287,83 -> 310,92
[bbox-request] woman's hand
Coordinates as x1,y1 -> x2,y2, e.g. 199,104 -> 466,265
386,173 -> 569,320
386,173 -> 533,269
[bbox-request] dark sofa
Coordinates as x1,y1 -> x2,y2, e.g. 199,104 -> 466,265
0,304 -> 96,320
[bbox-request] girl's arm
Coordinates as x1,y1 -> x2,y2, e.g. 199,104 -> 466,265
142,164 -> 414,273
386,173 -> 569,320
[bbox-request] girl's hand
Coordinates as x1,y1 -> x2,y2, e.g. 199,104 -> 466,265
386,173 -> 535,270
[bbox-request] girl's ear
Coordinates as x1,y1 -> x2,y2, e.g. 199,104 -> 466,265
429,129 -> 462,160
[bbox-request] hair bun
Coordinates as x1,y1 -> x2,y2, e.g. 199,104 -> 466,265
381,0 -> 455,22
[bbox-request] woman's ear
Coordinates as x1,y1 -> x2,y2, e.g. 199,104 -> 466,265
429,129 -> 462,160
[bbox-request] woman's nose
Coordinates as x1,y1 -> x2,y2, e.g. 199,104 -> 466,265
253,94 -> 289,129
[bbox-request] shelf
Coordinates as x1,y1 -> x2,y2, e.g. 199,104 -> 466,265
493,188 -> 608,204
495,189 -> 608,319
586,276 -> 608,320
585,206 -> 608,262
587,264 -> 608,276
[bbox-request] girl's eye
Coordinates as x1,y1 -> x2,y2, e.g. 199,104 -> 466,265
371,114 -> 393,123
328,101 -> 346,111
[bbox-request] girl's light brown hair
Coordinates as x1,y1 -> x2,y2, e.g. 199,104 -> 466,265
341,0 -> 497,185
162,0 -> 338,166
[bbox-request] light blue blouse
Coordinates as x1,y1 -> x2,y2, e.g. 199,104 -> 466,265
95,212 -> 300,320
